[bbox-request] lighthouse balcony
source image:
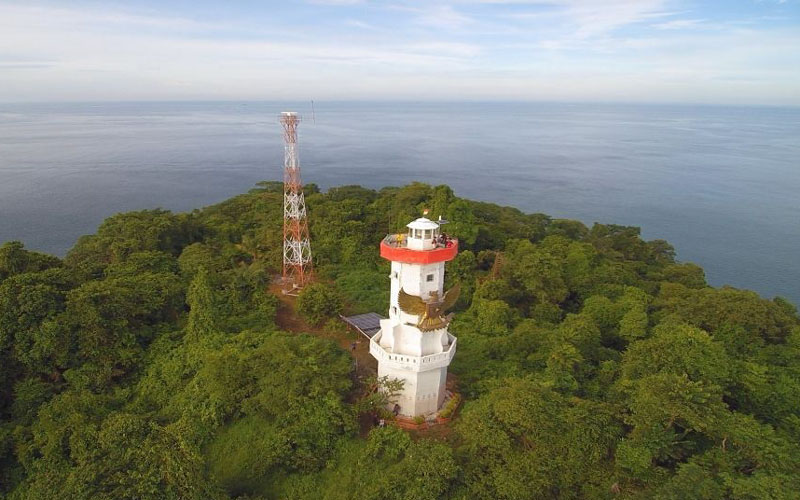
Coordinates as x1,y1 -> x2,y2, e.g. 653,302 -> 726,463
369,332 -> 457,373
380,235 -> 458,264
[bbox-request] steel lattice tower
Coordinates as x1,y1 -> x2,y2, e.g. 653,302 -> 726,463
280,112 -> 313,292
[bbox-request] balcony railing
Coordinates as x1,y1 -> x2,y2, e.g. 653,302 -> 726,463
380,234 -> 458,264
369,333 -> 457,372
382,233 -> 456,250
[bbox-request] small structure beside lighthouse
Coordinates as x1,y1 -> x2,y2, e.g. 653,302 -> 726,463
369,216 -> 459,417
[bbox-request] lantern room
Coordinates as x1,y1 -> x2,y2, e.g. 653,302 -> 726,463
406,217 -> 440,251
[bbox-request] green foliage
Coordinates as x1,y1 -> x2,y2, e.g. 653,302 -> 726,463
335,268 -> 390,315
14,393 -> 223,499
281,427 -> 458,500
178,242 -> 226,277
186,267 -> 221,342
0,241 -> 61,281
0,268 -> 75,377
457,378 -> 623,499
205,415 -> 288,495
505,238 -> 569,305
65,209 -> 200,279
443,198 -> 479,245
2,181 -> 800,499
104,250 -> 178,277
654,283 -> 796,343
470,299 -> 518,335
296,282 -> 344,325
438,393 -> 461,419
63,272 -> 182,388
354,376 -> 405,416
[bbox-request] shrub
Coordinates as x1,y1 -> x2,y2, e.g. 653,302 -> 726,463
439,393 -> 462,419
296,283 -> 343,326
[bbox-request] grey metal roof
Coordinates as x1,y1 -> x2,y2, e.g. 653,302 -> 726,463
341,312 -> 385,339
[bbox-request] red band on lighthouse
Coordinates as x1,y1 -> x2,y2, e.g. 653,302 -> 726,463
380,238 -> 458,264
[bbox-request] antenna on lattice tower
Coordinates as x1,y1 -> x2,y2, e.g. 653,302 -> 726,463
280,111 -> 313,294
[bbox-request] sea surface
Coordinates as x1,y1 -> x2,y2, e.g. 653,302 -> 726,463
0,101 -> 798,305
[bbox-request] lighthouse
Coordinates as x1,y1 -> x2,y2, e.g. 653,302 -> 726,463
369,216 -> 459,417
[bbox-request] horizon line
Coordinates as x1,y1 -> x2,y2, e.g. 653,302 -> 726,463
2,98 -> 799,110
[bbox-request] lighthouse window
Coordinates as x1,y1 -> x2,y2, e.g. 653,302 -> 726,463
426,274 -> 434,282
393,306 -> 397,315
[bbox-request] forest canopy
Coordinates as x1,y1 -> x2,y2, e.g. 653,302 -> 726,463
1,181 -> 799,499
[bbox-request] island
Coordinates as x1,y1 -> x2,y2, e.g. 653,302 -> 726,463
1,181 -> 798,499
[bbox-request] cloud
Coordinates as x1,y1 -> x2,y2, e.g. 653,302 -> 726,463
408,5 -> 474,29
499,0 -> 679,48
552,0 -> 674,39
344,19 -> 379,30
653,18 -> 706,30
0,61 -> 56,69
307,0 -> 364,4
0,1 -> 798,105
2,4 -> 226,33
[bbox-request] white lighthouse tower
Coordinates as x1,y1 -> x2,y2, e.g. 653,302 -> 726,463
369,216 -> 459,417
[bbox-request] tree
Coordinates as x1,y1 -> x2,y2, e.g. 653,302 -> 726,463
457,378 -> 622,499
0,268 -> 74,376
205,415 -> 289,495
177,243 -> 225,278
186,267 -> 221,342
16,399 -> 224,499
469,299 -> 517,336
653,284 -> 796,343
505,239 -> 569,305
445,199 -> 479,246
0,241 -> 61,281
104,250 -> 178,277
296,283 -> 343,326
354,376 -> 405,415
335,269 -> 390,316
63,272 -> 182,388
620,322 -> 731,389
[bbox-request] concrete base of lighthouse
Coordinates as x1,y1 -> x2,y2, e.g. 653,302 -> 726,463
369,329 -> 457,417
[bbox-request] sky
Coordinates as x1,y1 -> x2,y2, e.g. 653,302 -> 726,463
0,0 -> 798,104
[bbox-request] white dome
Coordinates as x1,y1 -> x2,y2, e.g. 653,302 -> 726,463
406,217 -> 440,231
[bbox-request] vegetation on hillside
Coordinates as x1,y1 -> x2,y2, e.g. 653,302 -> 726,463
1,181 -> 799,499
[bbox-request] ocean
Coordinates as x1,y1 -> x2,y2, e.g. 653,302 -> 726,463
0,101 -> 798,305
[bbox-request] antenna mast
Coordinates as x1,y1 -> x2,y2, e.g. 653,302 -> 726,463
280,111 -> 313,293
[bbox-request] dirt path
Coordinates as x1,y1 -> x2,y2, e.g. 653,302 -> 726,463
269,281 -> 377,377
270,284 -> 312,333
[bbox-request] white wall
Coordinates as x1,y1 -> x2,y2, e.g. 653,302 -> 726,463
389,261 -> 445,324
377,362 -> 447,416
